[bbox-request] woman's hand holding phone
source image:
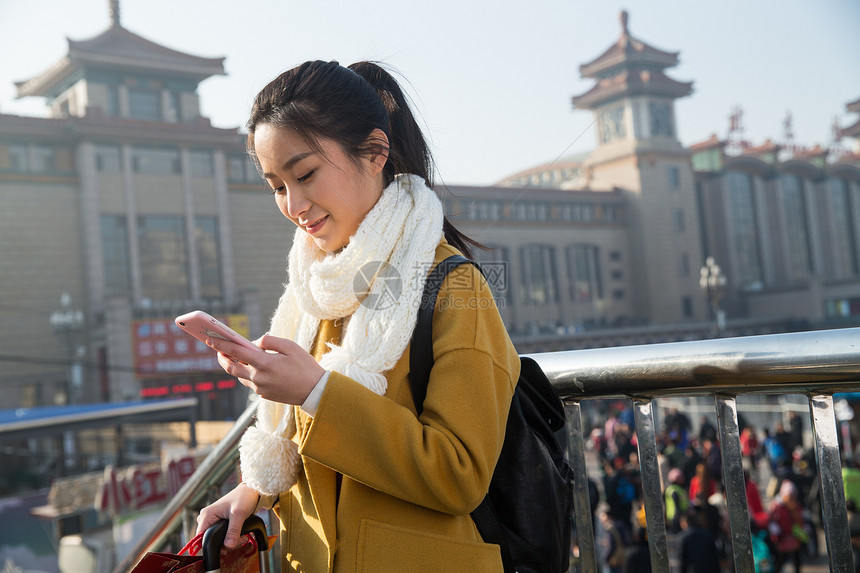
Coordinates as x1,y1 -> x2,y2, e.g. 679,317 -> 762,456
213,334 -> 325,406
175,311 -> 324,405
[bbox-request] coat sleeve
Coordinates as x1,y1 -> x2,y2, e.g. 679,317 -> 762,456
296,262 -> 520,515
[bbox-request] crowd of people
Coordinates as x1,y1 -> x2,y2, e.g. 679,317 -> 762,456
575,402 -> 824,573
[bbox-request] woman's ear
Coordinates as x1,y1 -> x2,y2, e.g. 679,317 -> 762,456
366,128 -> 389,175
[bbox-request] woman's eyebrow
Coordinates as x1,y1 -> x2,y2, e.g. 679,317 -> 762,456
263,152 -> 314,178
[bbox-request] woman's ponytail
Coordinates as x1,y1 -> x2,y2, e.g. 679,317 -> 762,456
349,61 -> 483,258
347,62 -> 432,188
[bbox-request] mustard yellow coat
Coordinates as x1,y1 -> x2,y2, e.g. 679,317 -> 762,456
274,241 -> 520,572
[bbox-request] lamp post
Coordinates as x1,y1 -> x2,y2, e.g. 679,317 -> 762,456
49,293 -> 85,404
699,257 -> 727,336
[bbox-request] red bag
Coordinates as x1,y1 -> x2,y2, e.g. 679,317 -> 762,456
130,515 -> 274,573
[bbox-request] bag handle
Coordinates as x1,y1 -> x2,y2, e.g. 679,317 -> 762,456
201,514 -> 269,573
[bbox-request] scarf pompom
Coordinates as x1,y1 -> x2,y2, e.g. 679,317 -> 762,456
239,425 -> 301,497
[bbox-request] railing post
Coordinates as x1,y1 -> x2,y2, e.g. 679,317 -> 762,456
714,394 -> 754,573
565,401 -> 599,573
810,393 -> 855,573
632,397 -> 671,573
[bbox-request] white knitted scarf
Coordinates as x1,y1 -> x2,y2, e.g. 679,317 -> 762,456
238,174 -> 444,496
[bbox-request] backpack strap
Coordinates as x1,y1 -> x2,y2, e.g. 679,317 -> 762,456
408,255 -> 515,572
409,254 -> 479,416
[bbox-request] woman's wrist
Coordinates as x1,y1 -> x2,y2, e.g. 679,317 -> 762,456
239,481 -> 262,507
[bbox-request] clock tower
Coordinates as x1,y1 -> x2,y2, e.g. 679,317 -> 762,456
572,11 -> 706,324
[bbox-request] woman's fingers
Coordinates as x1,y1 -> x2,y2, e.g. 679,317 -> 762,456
196,506 -> 225,536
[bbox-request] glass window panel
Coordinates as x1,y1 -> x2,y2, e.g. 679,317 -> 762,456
188,150 -> 213,177
780,174 -> 812,281
726,171 -> 764,286
227,156 -> 245,182
100,215 -> 132,295
195,216 -> 222,300
0,143 -> 28,171
129,89 -> 161,121
95,145 -> 121,173
668,166 -> 680,189
473,245 -> 511,306
138,216 -> 188,301
132,147 -> 179,174
106,86 -> 119,117
828,178 -> 859,278
31,146 -> 55,172
567,244 -> 603,302
520,244 -> 559,305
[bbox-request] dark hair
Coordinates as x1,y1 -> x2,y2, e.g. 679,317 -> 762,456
246,60 -> 481,257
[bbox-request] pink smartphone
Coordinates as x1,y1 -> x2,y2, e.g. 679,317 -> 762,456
174,311 -> 261,354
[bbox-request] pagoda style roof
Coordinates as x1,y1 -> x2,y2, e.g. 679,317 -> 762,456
744,139 -> 780,155
572,11 -> 692,110
579,11 -> 681,78
846,96 -> 860,113
572,68 -> 693,109
16,23 -> 225,98
840,117 -> 860,138
689,134 -> 725,152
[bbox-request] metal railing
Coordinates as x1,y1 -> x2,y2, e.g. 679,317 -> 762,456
116,326 -> 860,573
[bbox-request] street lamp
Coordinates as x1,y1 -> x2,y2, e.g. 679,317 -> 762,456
699,256 -> 727,336
49,292 -> 85,404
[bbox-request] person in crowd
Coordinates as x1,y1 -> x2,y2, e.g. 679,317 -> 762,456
194,60 -> 518,572
847,495 -> 860,573
625,525 -> 651,573
664,468 -> 689,534
746,469 -> 770,531
664,407 -> 692,449
769,480 -> 807,573
741,425 -> 761,475
688,462 -> 716,505
591,425 -> 609,461
844,457 -> 860,511
682,443 -> 704,487
605,456 -> 638,530
605,410 -> 622,459
600,508 -> 632,573
701,438 -> 722,483
662,435 -> 685,471
680,505 -> 721,573
698,415 -> 718,445
763,428 -> 787,473
774,422 -> 794,460
787,411 -> 804,452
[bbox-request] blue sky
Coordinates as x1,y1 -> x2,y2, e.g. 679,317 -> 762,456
1,0 -> 857,185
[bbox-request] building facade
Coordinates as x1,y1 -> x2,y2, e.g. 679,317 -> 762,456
0,12 -> 287,415
2,9 -> 859,414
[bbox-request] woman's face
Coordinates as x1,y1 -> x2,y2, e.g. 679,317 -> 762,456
254,123 -> 386,253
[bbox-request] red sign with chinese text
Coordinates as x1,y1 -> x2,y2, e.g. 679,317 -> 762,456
131,315 -> 249,377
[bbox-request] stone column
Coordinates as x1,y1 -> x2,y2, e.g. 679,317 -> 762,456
213,150 -> 236,302
180,148 -> 201,300
121,145 -> 142,301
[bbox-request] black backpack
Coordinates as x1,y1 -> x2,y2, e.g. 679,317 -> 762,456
409,255 -> 574,573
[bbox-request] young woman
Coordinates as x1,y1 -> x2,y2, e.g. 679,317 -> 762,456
194,60 -> 519,573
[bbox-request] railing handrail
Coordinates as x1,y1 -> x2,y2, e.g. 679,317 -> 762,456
117,326 -> 860,573
534,326 -> 860,398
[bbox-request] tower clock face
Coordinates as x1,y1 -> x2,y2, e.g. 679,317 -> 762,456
600,105 -> 627,144
649,102 -> 674,137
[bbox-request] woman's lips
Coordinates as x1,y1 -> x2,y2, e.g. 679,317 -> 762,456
305,216 -> 328,234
